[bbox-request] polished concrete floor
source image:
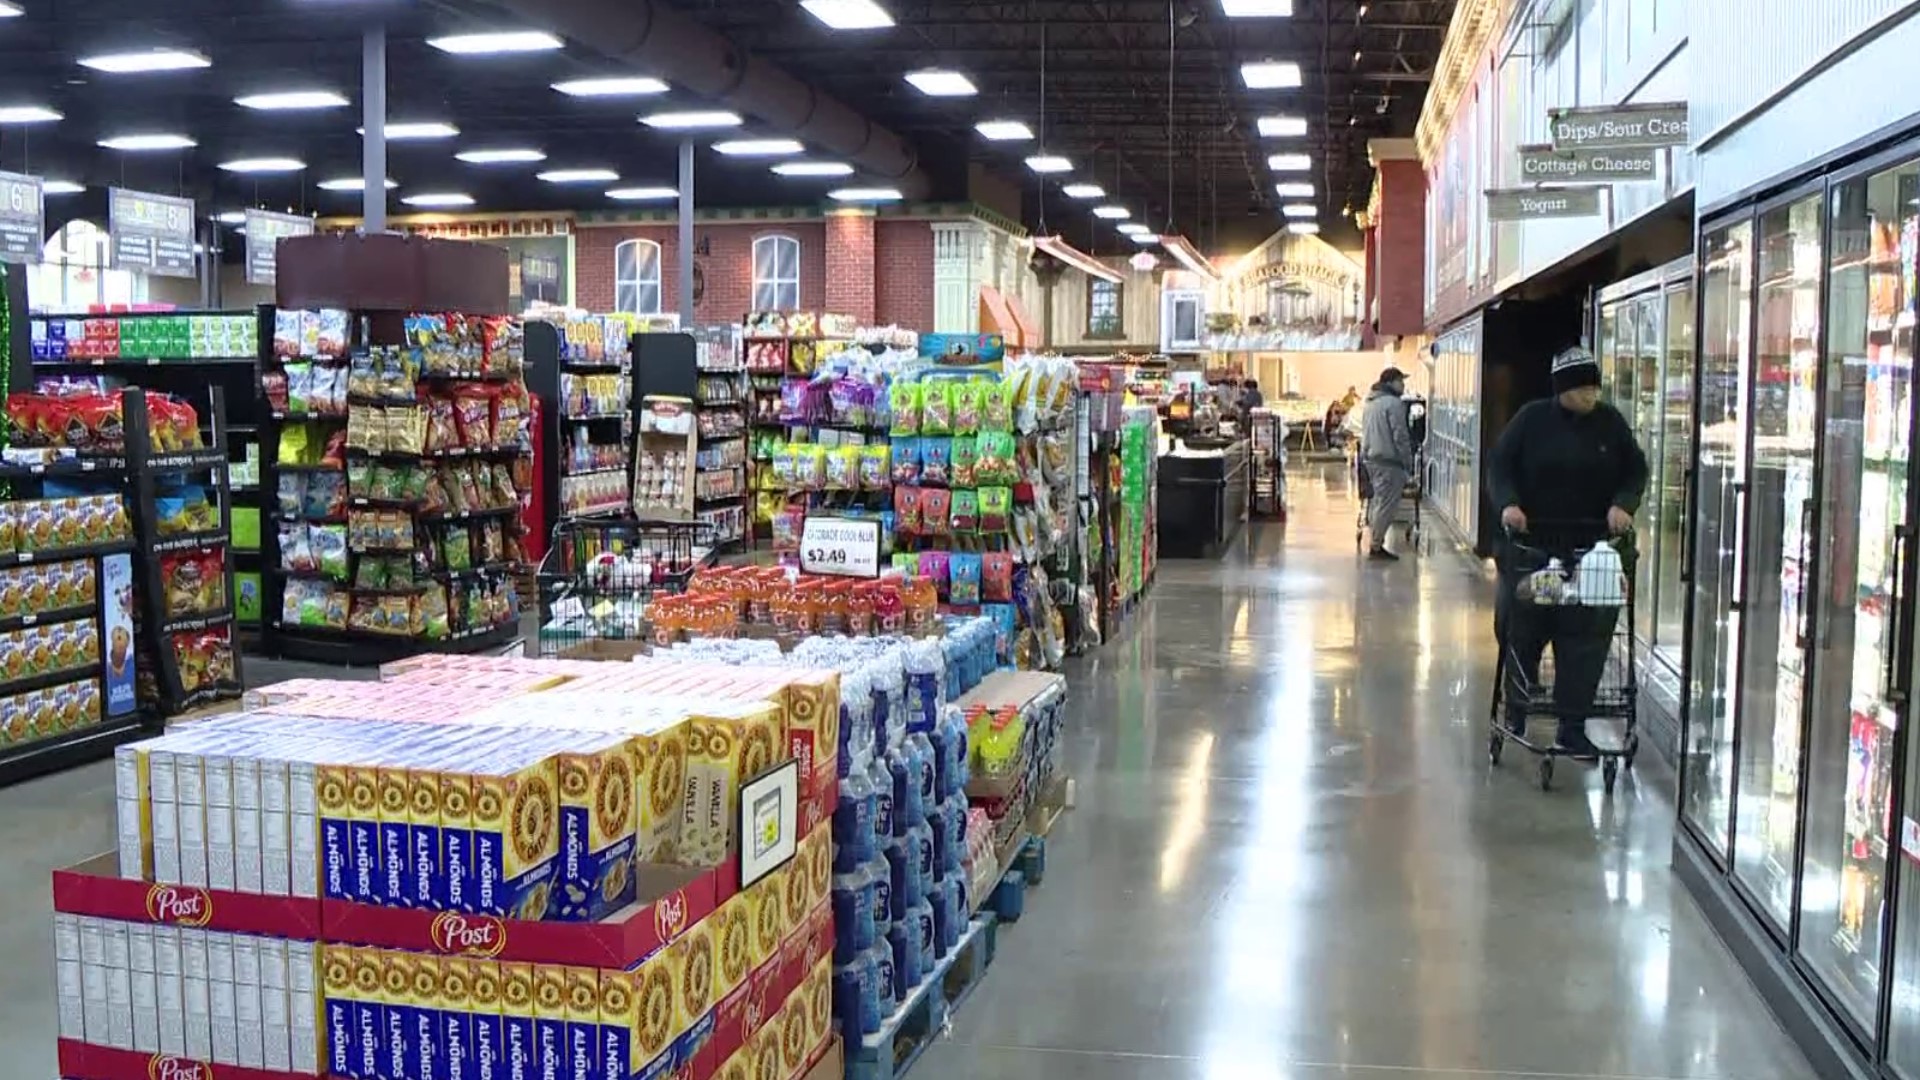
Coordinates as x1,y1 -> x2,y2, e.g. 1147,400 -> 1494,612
0,468 -> 1810,1078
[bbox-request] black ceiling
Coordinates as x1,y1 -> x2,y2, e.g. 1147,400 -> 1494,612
0,0 -> 1449,257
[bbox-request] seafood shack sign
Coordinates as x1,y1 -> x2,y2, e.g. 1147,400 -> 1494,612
1215,235 -> 1365,352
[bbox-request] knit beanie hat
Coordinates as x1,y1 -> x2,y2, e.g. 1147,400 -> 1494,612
1551,346 -> 1601,394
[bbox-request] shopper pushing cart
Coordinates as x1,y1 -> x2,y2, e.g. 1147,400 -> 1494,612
1487,346 -> 1649,768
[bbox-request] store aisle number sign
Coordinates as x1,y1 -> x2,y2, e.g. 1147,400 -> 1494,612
800,516 -> 882,579
1547,102 -> 1688,151
0,171 -> 43,263
109,188 -> 196,278
244,209 -> 315,286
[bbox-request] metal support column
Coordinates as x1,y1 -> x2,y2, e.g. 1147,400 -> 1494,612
362,25 -> 387,233
678,139 -> 694,325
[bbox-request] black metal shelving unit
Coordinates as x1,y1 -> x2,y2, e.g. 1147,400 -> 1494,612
526,320 -> 632,539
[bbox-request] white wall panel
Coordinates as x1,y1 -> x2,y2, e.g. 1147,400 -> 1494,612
1691,0 -> 1910,144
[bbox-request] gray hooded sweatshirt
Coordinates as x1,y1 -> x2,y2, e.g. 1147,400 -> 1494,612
1361,382 -> 1413,469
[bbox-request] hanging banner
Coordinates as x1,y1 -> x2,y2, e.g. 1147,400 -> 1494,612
0,171 -> 43,263
243,209 -> 315,286
108,188 -> 196,278
1547,102 -> 1689,151
1486,187 -> 1603,221
1517,144 -> 1659,184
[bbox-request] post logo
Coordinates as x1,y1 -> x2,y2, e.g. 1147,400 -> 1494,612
653,890 -> 688,941
144,884 -> 213,927
148,1055 -> 212,1080
430,912 -> 507,958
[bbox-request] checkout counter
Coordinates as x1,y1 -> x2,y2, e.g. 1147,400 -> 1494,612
1157,434 -> 1251,559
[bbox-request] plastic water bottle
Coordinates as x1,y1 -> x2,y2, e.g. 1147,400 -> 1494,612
908,732 -> 938,821
868,757 -> 894,849
1578,540 -> 1628,606
832,767 -> 876,873
910,822 -> 936,899
940,797 -> 967,878
867,942 -> 897,1011
908,898 -> 937,973
889,748 -> 923,833
833,949 -> 881,1036
831,864 -> 877,962
869,853 -> 897,924
888,917 -> 923,995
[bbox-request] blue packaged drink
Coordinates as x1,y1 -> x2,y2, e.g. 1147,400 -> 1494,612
908,734 -> 937,820
929,881 -> 952,960
911,823 -> 936,899
909,899 -> 937,973
832,768 -> 876,872
886,834 -> 919,916
942,877 -> 965,950
867,942 -> 897,1012
941,798 -> 966,876
831,865 -> 877,962
888,920 -> 923,997
889,749 -> 921,834
869,854 -> 897,925
832,948 -> 881,1036
868,759 -> 895,846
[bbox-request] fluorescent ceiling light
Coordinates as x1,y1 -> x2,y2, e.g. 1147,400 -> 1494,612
1268,153 -> 1311,171
905,70 -> 976,96
1092,206 -> 1130,219
215,212 -> 247,225
1116,222 -> 1149,235
974,120 -> 1032,141
1129,232 -> 1160,244
1221,0 -> 1291,13
1032,235 -> 1125,285
713,139 -> 803,157
1161,234 -> 1222,284
552,76 -> 667,97
1281,203 -> 1317,217
359,122 -> 459,140
219,157 -> 305,173
607,186 -> 678,201
43,181 -> 84,195
1288,222 -> 1320,235
0,3 -> 20,16
538,168 -> 619,184
80,49 -> 211,74
1274,181 -> 1315,197
402,192 -> 476,208
456,148 -> 546,164
99,133 -> 196,151
427,31 -> 563,55
1241,61 -> 1303,88
1025,155 -> 1072,174
641,110 -> 742,130
1062,183 -> 1104,199
800,0 -> 895,29
0,106 -> 60,124
772,161 -> 854,177
830,187 -> 903,202
1257,115 -> 1308,137
236,90 -> 348,111
318,177 -> 397,191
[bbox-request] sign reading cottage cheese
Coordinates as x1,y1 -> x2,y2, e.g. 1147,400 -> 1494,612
1548,102 -> 1689,151
1485,187 -> 1603,221
1517,144 -> 1659,183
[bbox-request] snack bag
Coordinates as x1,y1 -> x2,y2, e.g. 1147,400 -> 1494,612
976,431 -> 1017,485
978,487 -> 1012,533
982,381 -> 1014,432
921,439 -> 951,487
920,489 -> 952,538
798,446 -> 829,491
949,436 -> 977,488
826,447 -> 860,492
891,552 -> 921,578
890,437 -> 921,486
982,552 -> 1014,601
919,550 -> 951,594
892,486 -> 922,536
276,472 -> 306,519
860,445 -> 892,491
920,380 -> 954,435
949,554 -> 983,606
953,381 -> 984,435
950,490 -> 979,534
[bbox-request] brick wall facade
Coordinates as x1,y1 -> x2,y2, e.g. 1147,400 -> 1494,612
574,216 -> 940,328
1374,158 -> 1428,339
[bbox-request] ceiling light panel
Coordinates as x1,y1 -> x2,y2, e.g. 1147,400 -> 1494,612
319,177 -> 397,191
360,122 -> 459,140
1268,153 -> 1311,171
830,187 -> 903,202
552,76 -> 668,97
1116,223 -> 1149,235
236,90 -> 348,111
1274,181 -> 1315,197
974,120 -> 1032,141
219,158 -> 305,173
215,212 -> 247,225
1092,206 -> 1130,219
427,31 -> 563,55
0,3 -> 20,16
455,148 -> 546,164
905,70 -> 976,96
800,0 -> 895,29
713,139 -> 803,156
641,111 -> 742,130
1257,115 -> 1308,137
80,49 -> 211,74
1062,184 -> 1104,199
538,168 -> 619,183
772,161 -> 854,177
1241,61 -> 1303,88
402,192 -> 476,208
99,133 -> 196,151
1288,222 -> 1320,234
1025,155 -> 1071,174
1129,232 -> 1160,243
606,186 -> 678,201
43,181 -> 84,195
0,106 -> 60,124
1221,0 -> 1291,14
1281,203 -> 1317,217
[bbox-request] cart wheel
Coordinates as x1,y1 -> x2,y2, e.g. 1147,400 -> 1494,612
1624,734 -> 1640,770
1488,730 -> 1503,765
1603,759 -> 1619,795
1538,756 -> 1554,791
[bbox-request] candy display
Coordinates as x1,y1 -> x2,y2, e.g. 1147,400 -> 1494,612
31,313 -> 259,363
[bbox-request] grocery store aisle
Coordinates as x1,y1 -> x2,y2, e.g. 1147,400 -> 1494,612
917,468 -> 1816,1080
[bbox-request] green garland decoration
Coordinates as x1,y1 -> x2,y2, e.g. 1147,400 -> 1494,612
0,263 -> 12,499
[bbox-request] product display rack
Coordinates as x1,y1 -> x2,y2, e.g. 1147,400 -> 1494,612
693,325 -> 748,549
525,317 -> 635,539
743,311 -> 861,544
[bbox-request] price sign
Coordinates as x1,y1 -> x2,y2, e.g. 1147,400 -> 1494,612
244,209 -> 315,286
0,171 -> 43,263
109,187 -> 197,278
799,516 -> 882,579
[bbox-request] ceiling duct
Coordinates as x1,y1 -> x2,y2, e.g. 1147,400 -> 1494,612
492,0 -> 930,196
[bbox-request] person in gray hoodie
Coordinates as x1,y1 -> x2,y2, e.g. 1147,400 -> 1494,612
1360,366 -> 1414,560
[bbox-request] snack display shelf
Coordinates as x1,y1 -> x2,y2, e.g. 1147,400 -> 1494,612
158,610 -> 234,635
0,539 -> 134,568
151,530 -> 230,555
0,456 -> 127,479
0,713 -> 147,789
33,355 -> 260,369
0,603 -> 96,632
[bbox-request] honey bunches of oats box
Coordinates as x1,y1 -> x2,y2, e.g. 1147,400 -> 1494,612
711,894 -> 756,1000
550,733 -> 638,922
605,948 -> 680,1077
779,987 -> 811,1079
471,956 -> 507,1079
501,961 -> 537,1079
631,716 -> 689,865
668,916 -> 716,1041
534,965 -> 570,1080
343,946 -> 383,1080
469,748 -> 561,920
805,957 -> 833,1067
378,950 -> 413,1080
681,701 -> 784,866
565,965 -> 600,1080
750,865 -> 789,968
376,764 -> 413,908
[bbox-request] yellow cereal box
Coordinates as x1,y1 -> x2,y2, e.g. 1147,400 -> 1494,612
470,958 -> 506,1076
552,734 -> 638,921
440,958 -> 475,1080
375,766 -> 413,908
315,763 -> 356,902
564,966 -> 600,1080
631,951 -> 681,1067
803,828 -> 832,912
782,842 -> 812,928
533,966 -> 569,1080
501,962 -> 537,1079
438,769 -> 476,913
778,991 -> 810,1078
346,766 -> 383,904
715,1045 -> 752,1080
682,702 -> 783,866
751,867 -> 788,966
470,753 -> 559,919
751,1021 -> 784,1080
805,958 -> 832,1061
780,670 -> 840,782
712,894 -> 756,998
405,767 -> 441,911
321,945 -> 362,1079
409,955 -> 444,1079
669,917 -> 716,1035
633,717 -> 689,864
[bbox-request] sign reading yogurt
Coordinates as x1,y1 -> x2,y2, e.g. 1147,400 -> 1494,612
243,209 -> 314,286
1517,144 -> 1658,183
799,516 -> 882,579
0,171 -> 43,263
109,187 -> 197,278
1548,102 -> 1689,151
1486,187 -> 1603,221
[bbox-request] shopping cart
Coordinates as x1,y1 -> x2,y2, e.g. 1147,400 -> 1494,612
1353,447 -> 1425,553
1487,521 -> 1639,793
531,516 -> 715,658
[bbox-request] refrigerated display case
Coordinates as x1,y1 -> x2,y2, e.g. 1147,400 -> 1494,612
1425,317 -> 1482,548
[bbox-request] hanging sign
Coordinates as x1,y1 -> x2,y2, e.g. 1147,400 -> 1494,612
799,516 -> 882,579
1517,144 -> 1659,184
1486,187 -> 1603,221
1547,102 -> 1689,151
0,172 -> 43,263
520,250 -> 561,303
109,188 -> 197,278
243,209 -> 315,286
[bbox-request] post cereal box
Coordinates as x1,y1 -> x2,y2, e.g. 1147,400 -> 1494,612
778,993 -> 810,1079
750,868 -> 788,968
780,670 -> 840,783
441,769 -> 478,914
682,703 -> 783,866
802,829 -> 831,913
534,965 -> 570,1080
441,959 -> 474,1080
551,734 -> 638,921
378,766 -> 414,908
669,918 -> 716,1039
411,955 -> 444,1080
632,718 -> 689,864
317,763 -> 355,902
470,753 -> 560,919
349,948 -> 386,1080
714,1046 -> 750,1080
565,967 -> 600,1080
750,1023 -> 783,1080
711,895 -> 755,999
804,958 -> 831,1064
471,958 -> 507,1080
782,845 -> 812,929
322,945 -> 357,1078
408,766 -> 442,911
622,950 -> 680,1073
349,765 -> 384,904
380,950 -> 415,1080
501,962 -> 537,1080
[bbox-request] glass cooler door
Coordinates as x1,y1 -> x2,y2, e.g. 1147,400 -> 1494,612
1686,221 -> 1756,858
1732,195 -> 1823,931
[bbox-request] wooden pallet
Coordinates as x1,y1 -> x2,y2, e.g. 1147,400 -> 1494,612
846,916 -> 998,1080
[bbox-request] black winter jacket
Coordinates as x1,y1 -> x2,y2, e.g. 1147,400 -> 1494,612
1486,398 -> 1648,538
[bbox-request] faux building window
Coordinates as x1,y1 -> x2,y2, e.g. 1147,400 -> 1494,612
614,239 -> 662,315
1087,279 -> 1123,338
752,234 -> 801,310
